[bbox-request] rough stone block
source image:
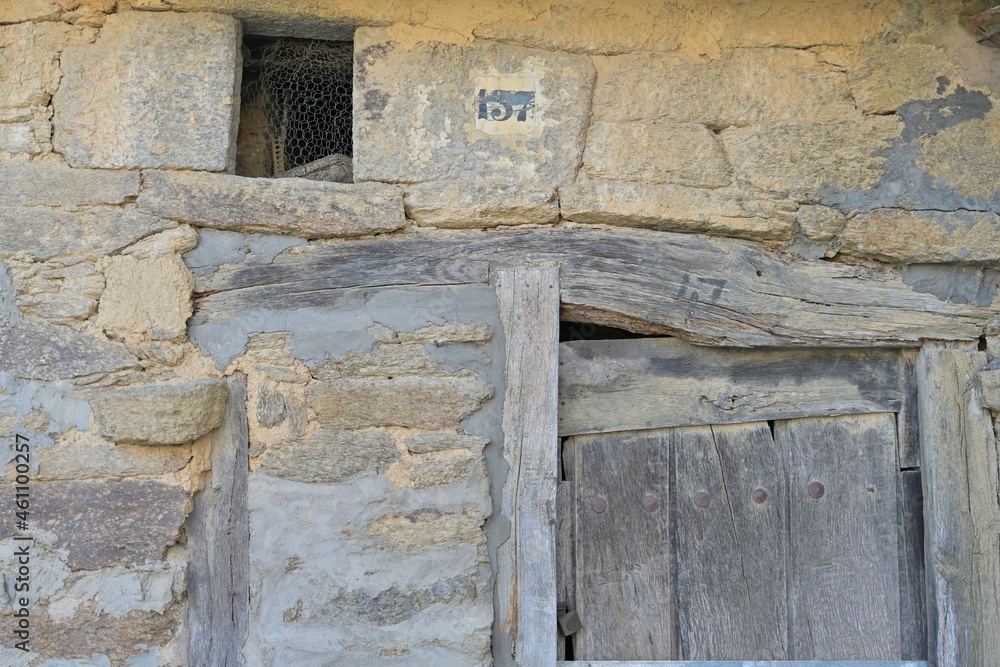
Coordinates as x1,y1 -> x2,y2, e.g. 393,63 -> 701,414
840,209 -> 1000,263
0,123 -> 41,154
592,49 -> 856,126
404,449 -> 484,489
978,368 -> 1000,410
0,22 -> 94,110
0,317 -> 135,382
0,0 -> 60,23
309,376 -> 493,430
0,206 -> 175,261
403,181 -> 559,228
395,322 -> 493,345
0,479 -> 187,569
30,603 -> 181,665
95,253 -> 193,341
256,428 -> 399,485
137,170 -> 405,238
849,44 -> 959,114
11,259 -> 104,325
916,109 -> 1000,199
559,180 -> 796,241
90,378 -> 228,445
53,11 -> 241,170
583,121 -> 732,187
721,118 -> 903,197
404,432 -> 489,455
365,507 -> 484,552
313,343 -> 447,380
33,436 -> 192,480
354,27 -> 594,187
0,162 -> 139,206
797,205 -> 849,243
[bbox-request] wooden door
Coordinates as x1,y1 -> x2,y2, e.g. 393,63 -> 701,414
557,338 -> 927,662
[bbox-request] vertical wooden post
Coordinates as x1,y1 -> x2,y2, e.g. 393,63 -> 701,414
495,264 -> 561,667
917,348 -> 1000,666
187,373 -> 250,667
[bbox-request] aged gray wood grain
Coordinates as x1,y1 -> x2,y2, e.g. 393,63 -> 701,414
898,470 -> 928,661
673,422 -> 787,660
780,414 -> 901,660
187,373 -> 249,667
556,480 -> 574,661
918,349 -> 1000,667
559,338 -> 903,436
195,228 -> 990,347
897,349 -> 921,469
569,430 -> 673,661
495,265 -> 560,667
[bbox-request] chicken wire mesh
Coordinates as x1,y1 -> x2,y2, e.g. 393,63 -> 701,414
236,37 -> 353,182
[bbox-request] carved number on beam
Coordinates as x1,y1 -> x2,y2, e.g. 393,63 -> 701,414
496,264 -> 560,667
918,348 -> 1000,666
187,373 -> 249,667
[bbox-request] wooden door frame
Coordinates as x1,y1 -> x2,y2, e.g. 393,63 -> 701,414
495,261 -> 1000,667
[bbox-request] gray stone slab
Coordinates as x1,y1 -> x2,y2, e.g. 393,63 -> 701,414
0,317 -> 136,382
354,27 -> 593,188
0,206 -> 176,261
0,479 -> 187,569
138,169 -> 405,238
89,378 -> 228,446
0,162 -> 139,206
53,11 -> 241,170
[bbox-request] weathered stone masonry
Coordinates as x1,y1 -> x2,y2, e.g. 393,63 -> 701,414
2,1 -> 1000,665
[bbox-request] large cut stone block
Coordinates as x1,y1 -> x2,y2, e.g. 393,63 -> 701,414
353,27 -> 594,188
592,49 -> 857,126
138,170 -> 405,238
559,180 -> 795,242
0,161 -> 139,206
840,209 -> 1000,264
0,22 -> 95,110
583,121 -> 732,187
403,181 -> 559,228
53,11 -> 241,170
721,118 -> 902,198
90,378 -> 228,445
0,479 -> 187,569
0,317 -> 135,382
309,376 -> 493,430
0,206 -> 175,261
848,44 -> 958,114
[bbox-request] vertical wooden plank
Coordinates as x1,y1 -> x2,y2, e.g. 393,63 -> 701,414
495,264 -> 560,667
918,348 -> 1000,667
898,348 -> 921,469
570,430 -> 673,661
899,470 -> 928,660
187,373 -> 249,667
673,422 -> 788,660
556,479 -> 574,660
780,413 -> 902,660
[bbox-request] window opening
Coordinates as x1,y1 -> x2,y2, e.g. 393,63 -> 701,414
236,36 -> 353,182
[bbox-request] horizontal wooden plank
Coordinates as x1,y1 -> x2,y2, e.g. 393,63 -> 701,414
193,228 -> 991,348
560,662 -> 929,666
559,337 -> 902,436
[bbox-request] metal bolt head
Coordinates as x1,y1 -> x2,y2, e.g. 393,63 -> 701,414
694,490 -> 711,508
641,493 -> 659,512
591,496 -> 608,513
808,481 -> 825,499
751,487 -> 768,504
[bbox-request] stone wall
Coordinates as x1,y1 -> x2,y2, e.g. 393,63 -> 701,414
1,1 -> 1000,665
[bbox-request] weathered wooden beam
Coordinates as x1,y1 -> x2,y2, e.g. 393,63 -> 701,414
918,349 -> 1000,667
195,228 -> 991,347
559,337 -> 903,436
495,264 -> 560,667
560,662 -> 929,666
187,373 -> 249,667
